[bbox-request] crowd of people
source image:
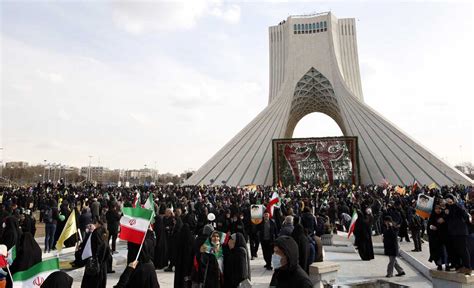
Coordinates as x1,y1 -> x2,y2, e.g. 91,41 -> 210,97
0,180 -> 472,287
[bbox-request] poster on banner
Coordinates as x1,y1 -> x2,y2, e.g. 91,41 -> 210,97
251,204 -> 263,225
416,194 -> 434,219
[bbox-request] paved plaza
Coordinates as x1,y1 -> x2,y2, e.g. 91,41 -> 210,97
46,235 -> 432,288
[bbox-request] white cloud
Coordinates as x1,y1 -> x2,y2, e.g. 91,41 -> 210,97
111,1 -> 240,34
209,4 -> 241,24
37,70 -> 64,83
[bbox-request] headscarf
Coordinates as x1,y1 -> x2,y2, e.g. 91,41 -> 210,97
41,271 -> 73,288
0,216 -> 21,249
10,232 -> 42,274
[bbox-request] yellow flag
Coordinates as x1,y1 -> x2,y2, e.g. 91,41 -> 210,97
428,183 -> 438,190
56,212 -> 77,251
323,183 -> 330,192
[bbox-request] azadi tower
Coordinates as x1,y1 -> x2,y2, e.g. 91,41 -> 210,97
185,12 -> 473,187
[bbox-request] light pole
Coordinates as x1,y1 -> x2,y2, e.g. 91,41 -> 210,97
43,160 -> 47,183
0,147 -> 3,178
144,164 -> 147,185
88,156 -> 93,183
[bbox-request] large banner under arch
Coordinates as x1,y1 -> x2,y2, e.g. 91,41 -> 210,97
272,137 -> 360,186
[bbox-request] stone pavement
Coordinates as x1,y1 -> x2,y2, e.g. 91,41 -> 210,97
32,231 -> 434,287
62,241 -> 432,287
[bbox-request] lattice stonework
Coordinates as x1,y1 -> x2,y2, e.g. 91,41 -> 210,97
285,68 -> 346,138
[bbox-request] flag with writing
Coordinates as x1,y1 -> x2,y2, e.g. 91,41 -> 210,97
12,258 -> 59,288
119,207 -> 153,244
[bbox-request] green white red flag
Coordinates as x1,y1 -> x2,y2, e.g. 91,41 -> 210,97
119,207 -> 153,244
132,192 -> 141,208
266,192 -> 280,218
143,193 -> 155,224
12,257 -> 59,288
347,210 -> 358,239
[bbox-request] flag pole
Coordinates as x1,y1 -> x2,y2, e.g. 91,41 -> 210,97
6,265 -> 13,283
134,213 -> 153,262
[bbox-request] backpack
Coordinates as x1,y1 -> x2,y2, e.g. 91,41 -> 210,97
43,208 -> 53,224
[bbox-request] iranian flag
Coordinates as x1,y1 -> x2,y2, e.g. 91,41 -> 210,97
119,207 -> 153,244
412,179 -> 419,193
347,210 -> 358,239
266,192 -> 280,218
132,192 -> 141,208
12,257 -> 59,288
8,245 -> 16,263
143,193 -> 155,224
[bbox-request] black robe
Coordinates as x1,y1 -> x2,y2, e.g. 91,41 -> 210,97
291,224 -> 310,273
10,232 -> 42,273
81,227 -> 108,288
174,223 -> 194,288
115,231 -> 159,288
0,216 -> 21,250
428,212 -> 448,264
353,212 -> 374,261
154,214 -> 168,269
42,271 -> 73,288
225,233 -> 250,288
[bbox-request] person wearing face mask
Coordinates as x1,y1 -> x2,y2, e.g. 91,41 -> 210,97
269,236 -> 312,288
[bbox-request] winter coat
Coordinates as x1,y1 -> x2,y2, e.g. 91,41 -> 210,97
291,224 -> 310,274
278,223 -> 294,237
269,236 -> 312,288
383,225 -> 399,257
445,203 -> 469,236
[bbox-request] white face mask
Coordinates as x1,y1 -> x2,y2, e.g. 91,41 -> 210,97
2,223 -> 5,229
272,254 -> 282,269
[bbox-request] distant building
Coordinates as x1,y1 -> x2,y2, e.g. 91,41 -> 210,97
81,166 -> 107,182
5,161 -> 29,169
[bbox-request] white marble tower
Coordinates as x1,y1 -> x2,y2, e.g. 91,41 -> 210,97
185,12 -> 473,186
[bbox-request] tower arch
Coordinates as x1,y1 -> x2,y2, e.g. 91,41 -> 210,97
284,67 -> 347,138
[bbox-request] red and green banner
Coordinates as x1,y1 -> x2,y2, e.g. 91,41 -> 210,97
272,137 -> 359,186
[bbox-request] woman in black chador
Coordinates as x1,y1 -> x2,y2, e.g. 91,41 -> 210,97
154,205 -> 168,269
353,208 -> 375,261
81,221 -> 108,288
174,223 -> 194,288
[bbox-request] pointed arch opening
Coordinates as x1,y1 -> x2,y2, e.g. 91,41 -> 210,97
284,67 -> 346,138
293,112 -> 344,138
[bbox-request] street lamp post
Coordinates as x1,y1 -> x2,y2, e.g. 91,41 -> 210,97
88,156 -> 93,183
43,160 -> 47,183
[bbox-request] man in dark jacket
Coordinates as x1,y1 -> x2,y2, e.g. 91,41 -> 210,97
269,236 -> 312,288
258,211 -> 278,270
300,208 -> 316,235
383,216 -> 405,278
79,208 -> 93,241
106,204 -> 121,253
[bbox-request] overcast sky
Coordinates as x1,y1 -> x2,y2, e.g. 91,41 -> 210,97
1,1 -> 473,174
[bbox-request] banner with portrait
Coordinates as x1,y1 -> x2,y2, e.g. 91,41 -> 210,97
272,137 -> 359,186
415,194 -> 434,219
251,204 -> 263,225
